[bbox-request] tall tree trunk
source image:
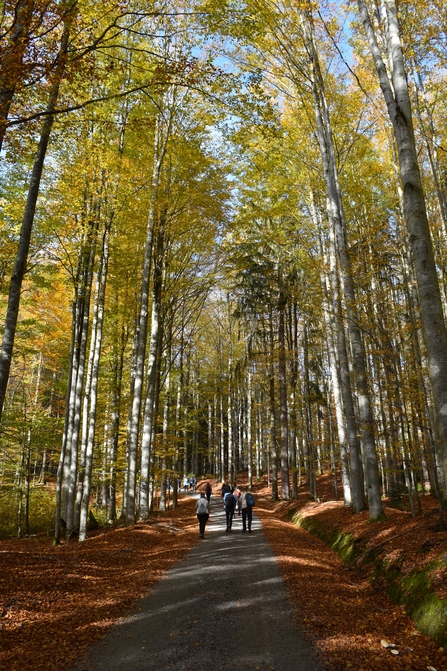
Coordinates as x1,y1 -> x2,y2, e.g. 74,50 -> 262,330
0,14 -> 72,425
316,216 -> 354,507
79,224 -> 110,540
269,311 -> 278,499
278,294 -> 290,499
126,120 -> 165,523
139,228 -> 164,519
304,7 -> 383,519
246,364 -> 253,490
303,324 -> 317,500
357,0 -> 447,496
65,215 -> 98,536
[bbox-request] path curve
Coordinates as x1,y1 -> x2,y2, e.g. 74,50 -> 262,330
70,495 -> 323,671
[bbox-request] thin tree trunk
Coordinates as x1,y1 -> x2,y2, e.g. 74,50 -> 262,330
79,224 -> 110,540
278,295 -> 290,499
0,14 -> 72,425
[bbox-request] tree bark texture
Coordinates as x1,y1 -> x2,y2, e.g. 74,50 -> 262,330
357,0 -> 447,492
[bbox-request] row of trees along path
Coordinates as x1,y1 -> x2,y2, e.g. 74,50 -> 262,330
0,2 -> 447,551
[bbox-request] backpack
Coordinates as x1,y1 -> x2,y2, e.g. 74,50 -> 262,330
245,492 -> 255,507
224,492 -> 235,509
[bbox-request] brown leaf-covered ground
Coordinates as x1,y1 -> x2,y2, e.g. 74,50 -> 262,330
0,498 -> 199,671
0,476 -> 446,671
254,475 -> 446,671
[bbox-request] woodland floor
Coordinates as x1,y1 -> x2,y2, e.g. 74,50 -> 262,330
0,475 -> 446,671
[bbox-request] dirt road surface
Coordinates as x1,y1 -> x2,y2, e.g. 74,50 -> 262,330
70,495 -> 324,671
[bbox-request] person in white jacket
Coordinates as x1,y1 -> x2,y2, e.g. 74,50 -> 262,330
196,493 -> 210,538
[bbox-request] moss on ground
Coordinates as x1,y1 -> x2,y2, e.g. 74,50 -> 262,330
291,511 -> 359,564
372,556 -> 447,648
292,511 -> 447,648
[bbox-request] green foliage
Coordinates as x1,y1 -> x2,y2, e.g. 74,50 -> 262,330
0,486 -> 55,538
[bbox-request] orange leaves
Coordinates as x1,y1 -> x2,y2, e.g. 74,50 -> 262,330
0,497 -> 198,671
256,473 -> 446,671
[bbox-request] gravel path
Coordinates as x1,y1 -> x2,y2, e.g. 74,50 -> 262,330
70,495 -> 324,671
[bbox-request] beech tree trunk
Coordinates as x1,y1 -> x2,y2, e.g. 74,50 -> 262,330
357,0 -> 447,494
0,15 -> 72,425
79,224 -> 110,540
139,228 -> 164,519
278,294 -> 290,499
303,7 -> 383,519
125,99 -> 171,523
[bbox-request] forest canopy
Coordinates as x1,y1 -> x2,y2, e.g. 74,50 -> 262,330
1,0 -> 447,540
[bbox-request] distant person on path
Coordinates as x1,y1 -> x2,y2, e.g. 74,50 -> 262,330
233,484 -> 241,515
205,482 -> 212,502
224,491 -> 236,532
183,477 -> 189,492
196,493 -> 210,538
240,488 -> 254,533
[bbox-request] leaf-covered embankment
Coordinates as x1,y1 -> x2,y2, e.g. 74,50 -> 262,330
255,475 -> 446,671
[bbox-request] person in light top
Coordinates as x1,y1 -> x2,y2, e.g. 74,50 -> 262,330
195,493 -> 210,539
240,487 -> 253,533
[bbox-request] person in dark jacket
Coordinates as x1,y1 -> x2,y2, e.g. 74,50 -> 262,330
221,481 -> 231,498
240,488 -> 253,533
205,482 -> 212,502
223,491 -> 236,532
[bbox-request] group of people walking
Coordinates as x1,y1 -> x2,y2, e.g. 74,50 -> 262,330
183,476 -> 197,492
195,481 -> 255,538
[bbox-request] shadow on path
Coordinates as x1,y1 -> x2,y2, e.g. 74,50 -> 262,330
70,495 -> 323,671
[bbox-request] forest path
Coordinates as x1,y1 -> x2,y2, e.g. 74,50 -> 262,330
70,494 -> 323,671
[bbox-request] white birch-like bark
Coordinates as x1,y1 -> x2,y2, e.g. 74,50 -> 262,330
75,231 -> 104,527
316,214 -> 353,506
79,224 -> 110,541
246,365 -> 253,490
208,400 -> 213,474
65,202 -> 99,535
357,0 -> 447,493
269,311 -> 278,499
228,382 -> 234,483
220,393 -> 225,479
159,367 -> 171,512
303,8 -> 383,519
125,102 -> 171,524
139,231 -> 164,519
303,324 -> 317,500
278,296 -> 290,499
